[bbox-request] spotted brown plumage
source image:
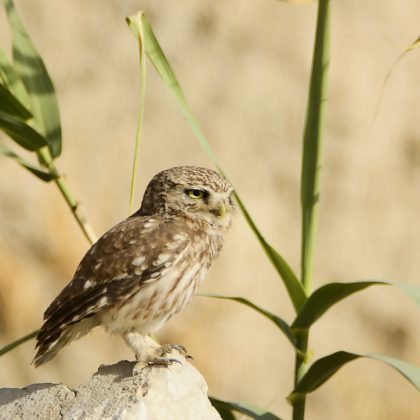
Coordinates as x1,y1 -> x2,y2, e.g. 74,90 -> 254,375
33,166 -> 234,367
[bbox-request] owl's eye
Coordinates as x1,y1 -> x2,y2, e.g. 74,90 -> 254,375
186,189 -> 205,199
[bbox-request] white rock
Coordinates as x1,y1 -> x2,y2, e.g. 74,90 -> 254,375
0,355 -> 221,420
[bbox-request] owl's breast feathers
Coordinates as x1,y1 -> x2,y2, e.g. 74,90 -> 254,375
36,214 -> 223,348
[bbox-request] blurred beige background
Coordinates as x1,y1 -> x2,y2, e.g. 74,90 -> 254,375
0,0 -> 419,419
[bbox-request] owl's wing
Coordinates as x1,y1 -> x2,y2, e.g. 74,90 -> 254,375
36,216 -> 190,349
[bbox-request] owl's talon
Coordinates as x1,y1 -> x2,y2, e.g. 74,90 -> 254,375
148,357 -> 182,367
160,344 -> 190,357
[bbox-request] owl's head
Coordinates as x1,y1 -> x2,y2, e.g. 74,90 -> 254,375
139,166 -> 234,231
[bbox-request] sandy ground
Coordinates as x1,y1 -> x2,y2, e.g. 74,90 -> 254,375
0,1 -> 419,419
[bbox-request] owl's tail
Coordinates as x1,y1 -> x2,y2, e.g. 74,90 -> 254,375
32,319 -> 96,367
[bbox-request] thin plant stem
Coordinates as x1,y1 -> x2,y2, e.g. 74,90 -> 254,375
38,148 -> 97,245
0,329 -> 39,357
53,172 -> 97,245
294,0 -> 331,419
129,15 -> 146,214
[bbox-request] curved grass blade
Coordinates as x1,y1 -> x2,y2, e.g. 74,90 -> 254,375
0,112 -> 47,150
0,83 -> 32,119
288,351 -> 420,402
234,194 -> 306,312
0,329 -> 38,358
0,143 -> 56,181
292,280 -> 420,331
210,397 -> 283,420
126,12 -> 305,312
129,13 -> 222,169
372,34 -> 420,124
2,0 -> 62,158
200,293 -> 299,351
126,13 -> 147,214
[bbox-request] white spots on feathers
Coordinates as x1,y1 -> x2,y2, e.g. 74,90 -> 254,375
46,338 -> 59,351
83,279 -> 96,289
153,253 -> 172,266
143,219 -> 156,229
132,256 -> 146,266
98,296 -> 109,306
112,273 -> 128,280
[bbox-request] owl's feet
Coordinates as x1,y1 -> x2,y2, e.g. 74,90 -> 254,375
131,344 -> 186,375
160,344 -> 193,359
148,356 -> 182,367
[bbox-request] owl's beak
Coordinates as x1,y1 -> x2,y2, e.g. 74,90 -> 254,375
210,200 -> 227,219
217,202 -> 226,219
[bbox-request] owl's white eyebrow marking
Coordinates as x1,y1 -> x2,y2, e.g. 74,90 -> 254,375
132,256 -> 146,266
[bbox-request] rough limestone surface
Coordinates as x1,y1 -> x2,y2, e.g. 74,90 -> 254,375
0,354 -> 221,420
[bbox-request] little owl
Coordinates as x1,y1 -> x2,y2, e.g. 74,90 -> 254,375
33,166 -> 234,368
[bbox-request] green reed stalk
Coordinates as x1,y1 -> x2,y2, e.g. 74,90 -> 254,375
293,1 -> 331,419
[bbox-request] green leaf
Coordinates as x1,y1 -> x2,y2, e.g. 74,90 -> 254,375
127,13 -> 222,168
0,143 -> 56,181
127,12 -> 305,312
0,112 -> 48,150
2,0 -> 62,158
0,47 -> 31,110
200,293 -> 298,351
210,397 -> 284,420
0,83 -> 32,119
288,351 -> 420,401
292,280 -> 420,331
